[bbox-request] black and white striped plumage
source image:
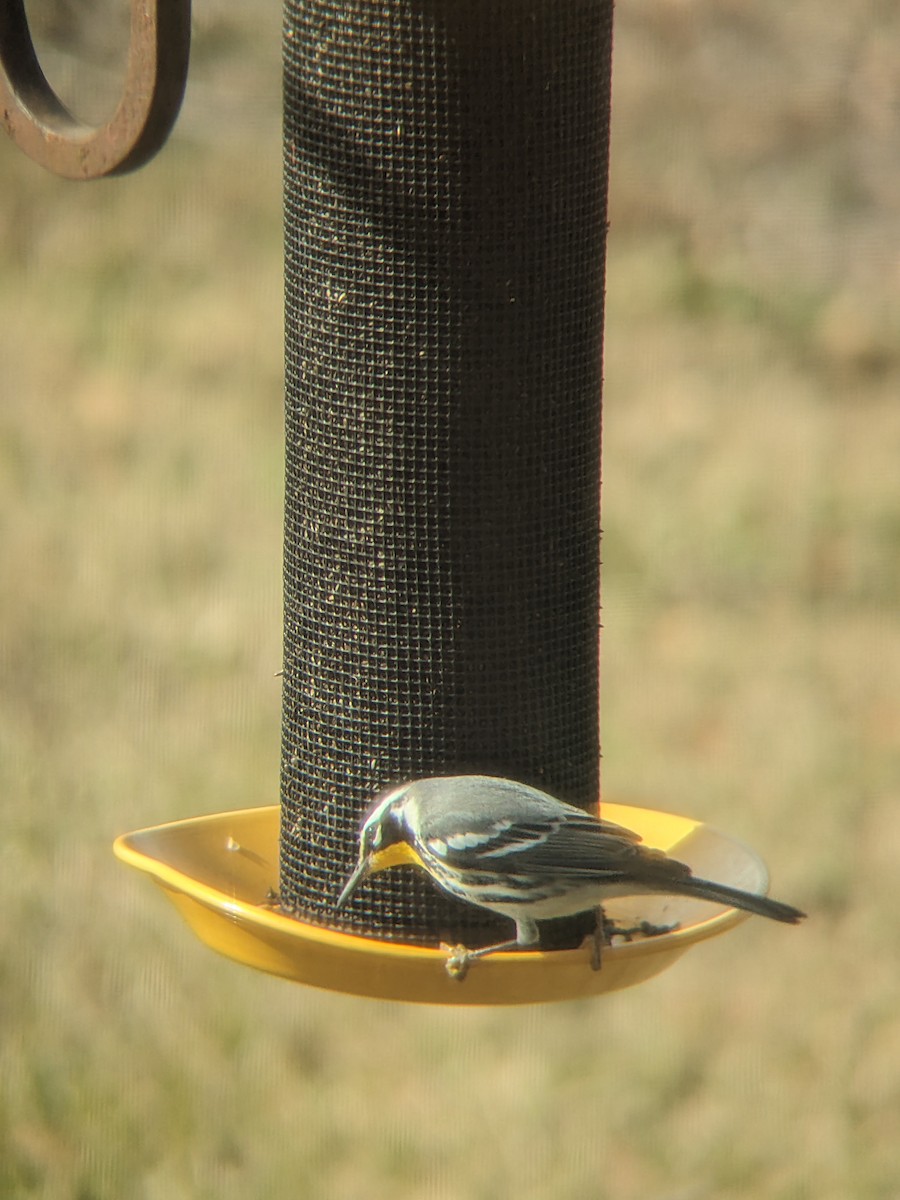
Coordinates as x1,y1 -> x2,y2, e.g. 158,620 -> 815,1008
337,775 -> 805,974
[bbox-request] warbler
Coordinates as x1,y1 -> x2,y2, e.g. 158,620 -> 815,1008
337,774 -> 806,980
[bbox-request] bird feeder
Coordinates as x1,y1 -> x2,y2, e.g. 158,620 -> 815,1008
3,0 -> 781,1004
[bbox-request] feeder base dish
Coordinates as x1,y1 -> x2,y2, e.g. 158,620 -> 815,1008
113,803 -> 769,1005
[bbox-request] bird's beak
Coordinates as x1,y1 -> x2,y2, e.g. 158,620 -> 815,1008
337,842 -> 421,906
337,856 -> 370,907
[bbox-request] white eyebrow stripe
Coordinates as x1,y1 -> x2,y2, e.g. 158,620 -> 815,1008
428,838 -> 448,856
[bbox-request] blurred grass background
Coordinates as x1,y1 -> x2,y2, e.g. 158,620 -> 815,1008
2,1 -> 899,1197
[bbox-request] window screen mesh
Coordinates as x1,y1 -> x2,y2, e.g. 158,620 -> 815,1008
281,0 -> 612,947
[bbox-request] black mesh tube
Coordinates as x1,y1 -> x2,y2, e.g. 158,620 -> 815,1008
281,0 -> 613,947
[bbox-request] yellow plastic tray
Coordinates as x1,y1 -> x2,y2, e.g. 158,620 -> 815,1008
113,803 -> 770,1005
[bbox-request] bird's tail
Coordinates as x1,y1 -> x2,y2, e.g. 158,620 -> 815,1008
674,877 -> 805,924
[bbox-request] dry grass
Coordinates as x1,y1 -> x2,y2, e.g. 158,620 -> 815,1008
2,3 -> 900,1198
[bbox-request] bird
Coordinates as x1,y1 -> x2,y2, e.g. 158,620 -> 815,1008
336,774 -> 806,980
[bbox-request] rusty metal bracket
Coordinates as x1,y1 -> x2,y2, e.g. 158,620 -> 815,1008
0,0 -> 190,179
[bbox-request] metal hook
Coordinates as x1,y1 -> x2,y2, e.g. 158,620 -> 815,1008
0,0 -> 190,180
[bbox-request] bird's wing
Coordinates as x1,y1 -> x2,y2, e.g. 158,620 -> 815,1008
423,806 -> 690,885
406,776 -> 692,885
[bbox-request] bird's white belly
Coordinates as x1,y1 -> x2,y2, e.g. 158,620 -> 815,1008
487,881 -> 650,923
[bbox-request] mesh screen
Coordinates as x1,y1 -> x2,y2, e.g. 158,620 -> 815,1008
281,0 -> 613,947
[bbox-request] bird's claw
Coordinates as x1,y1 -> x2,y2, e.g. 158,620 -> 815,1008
440,942 -> 472,982
588,908 -> 616,971
590,932 -> 603,972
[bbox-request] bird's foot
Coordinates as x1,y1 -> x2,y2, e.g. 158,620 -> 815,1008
588,909 -> 614,971
440,937 -> 522,981
590,933 -> 603,972
441,942 -> 473,982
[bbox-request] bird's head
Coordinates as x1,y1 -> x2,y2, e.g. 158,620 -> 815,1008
336,782 -> 420,906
